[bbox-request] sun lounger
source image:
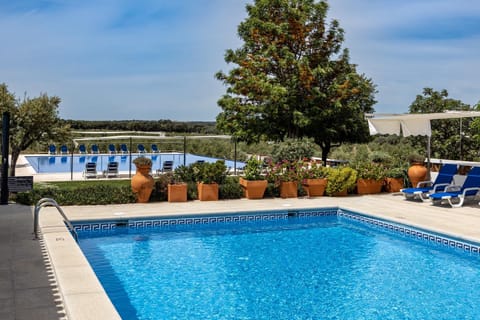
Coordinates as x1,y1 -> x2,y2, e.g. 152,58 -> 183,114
103,161 -> 119,178
120,144 -> 128,154
156,160 -> 174,175
83,162 -> 97,179
401,163 -> 458,201
151,144 -> 160,153
78,144 -> 87,154
60,145 -> 68,155
108,144 -> 117,154
137,144 -> 146,153
428,166 -> 480,208
91,144 -> 99,154
48,144 -> 56,155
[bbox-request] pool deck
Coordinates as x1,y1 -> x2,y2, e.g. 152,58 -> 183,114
3,158 -> 480,319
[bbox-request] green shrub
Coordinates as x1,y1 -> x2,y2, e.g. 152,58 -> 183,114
15,181 -> 136,205
219,176 -> 243,199
264,182 -> 279,198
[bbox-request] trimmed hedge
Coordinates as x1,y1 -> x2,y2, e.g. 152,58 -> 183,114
15,181 -> 136,205
14,176 -> 244,205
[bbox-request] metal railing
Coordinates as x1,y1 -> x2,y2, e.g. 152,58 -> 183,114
33,198 -> 78,242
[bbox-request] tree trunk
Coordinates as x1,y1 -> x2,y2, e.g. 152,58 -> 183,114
319,141 -> 331,167
10,148 -> 20,176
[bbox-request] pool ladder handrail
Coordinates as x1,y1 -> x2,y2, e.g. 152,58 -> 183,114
33,198 -> 78,242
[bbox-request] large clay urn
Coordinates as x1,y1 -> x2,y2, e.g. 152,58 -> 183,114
131,164 -> 154,203
407,162 -> 427,188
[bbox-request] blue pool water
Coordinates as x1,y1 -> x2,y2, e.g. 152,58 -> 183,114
25,153 -> 243,173
77,212 -> 480,320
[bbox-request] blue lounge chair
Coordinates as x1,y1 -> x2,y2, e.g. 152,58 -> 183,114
60,145 -> 68,154
83,162 -> 97,179
108,144 -> 117,154
78,144 -> 87,154
91,144 -> 99,154
401,163 -> 458,201
151,144 -> 160,153
156,160 -> 174,175
137,144 -> 146,153
48,144 -> 56,155
120,144 -> 128,154
103,161 -> 119,178
429,166 -> 480,208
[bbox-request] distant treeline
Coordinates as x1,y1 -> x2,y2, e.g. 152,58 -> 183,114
63,119 -> 218,134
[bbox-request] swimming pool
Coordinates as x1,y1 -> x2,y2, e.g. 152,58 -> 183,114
75,208 -> 480,319
25,153 -> 243,173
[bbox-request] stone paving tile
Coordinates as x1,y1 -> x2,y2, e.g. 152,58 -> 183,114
0,204 -> 62,320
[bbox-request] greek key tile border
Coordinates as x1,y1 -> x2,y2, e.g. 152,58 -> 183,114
337,209 -> 480,255
72,207 -> 480,255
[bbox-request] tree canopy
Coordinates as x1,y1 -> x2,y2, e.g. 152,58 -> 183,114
0,83 -> 71,176
216,0 -> 376,163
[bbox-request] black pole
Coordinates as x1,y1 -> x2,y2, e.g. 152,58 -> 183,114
70,142 -> 74,181
129,137 -> 132,178
234,138 -> 237,175
1,112 -> 10,205
183,136 -> 186,166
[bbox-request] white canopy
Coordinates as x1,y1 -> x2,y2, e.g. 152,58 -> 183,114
367,111 -> 480,137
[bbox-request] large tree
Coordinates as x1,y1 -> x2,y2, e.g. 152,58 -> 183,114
408,88 -> 477,161
216,0 -> 376,163
0,83 -> 71,176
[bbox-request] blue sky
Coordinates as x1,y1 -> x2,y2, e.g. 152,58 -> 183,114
0,0 -> 479,121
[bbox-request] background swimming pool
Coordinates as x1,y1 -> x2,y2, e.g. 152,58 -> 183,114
25,153 -> 243,173
77,213 -> 480,320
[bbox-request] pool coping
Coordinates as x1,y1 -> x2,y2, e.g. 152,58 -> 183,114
38,195 -> 480,319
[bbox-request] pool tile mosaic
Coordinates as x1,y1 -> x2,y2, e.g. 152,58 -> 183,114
72,206 -> 480,255
337,208 -> 480,254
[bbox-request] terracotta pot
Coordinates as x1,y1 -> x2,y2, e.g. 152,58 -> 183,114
197,183 -> 219,201
280,181 -> 298,198
131,165 -> 154,203
407,163 -> 427,188
168,183 -> 187,202
384,177 -> 404,193
302,178 -> 327,197
332,189 -> 348,197
239,178 -> 267,199
357,179 -> 383,195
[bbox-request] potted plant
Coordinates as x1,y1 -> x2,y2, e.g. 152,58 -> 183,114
300,162 -> 329,197
266,160 -> 301,198
131,157 -> 154,203
355,162 -> 386,194
239,158 -> 268,199
407,153 -> 427,188
325,166 -> 357,196
384,167 -> 406,193
165,169 -> 188,202
193,160 -> 227,201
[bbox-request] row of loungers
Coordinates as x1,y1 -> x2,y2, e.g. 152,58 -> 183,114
83,160 -> 174,179
401,163 -> 480,208
48,143 -> 161,155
